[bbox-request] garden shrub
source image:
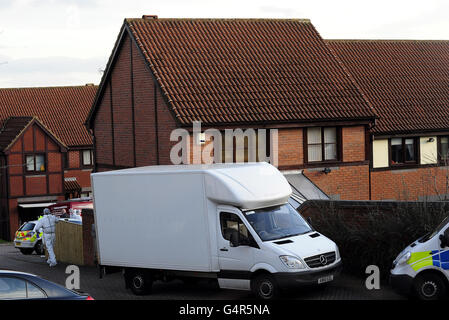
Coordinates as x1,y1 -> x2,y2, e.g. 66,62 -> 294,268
301,200 -> 449,279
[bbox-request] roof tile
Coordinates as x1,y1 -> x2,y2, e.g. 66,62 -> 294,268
327,40 -> 449,134
124,18 -> 375,125
0,86 -> 97,146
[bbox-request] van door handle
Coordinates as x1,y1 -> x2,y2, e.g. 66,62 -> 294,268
220,248 -> 228,252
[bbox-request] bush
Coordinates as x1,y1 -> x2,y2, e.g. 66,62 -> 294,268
302,200 -> 449,279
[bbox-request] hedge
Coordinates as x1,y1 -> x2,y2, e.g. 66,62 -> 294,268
300,200 -> 449,279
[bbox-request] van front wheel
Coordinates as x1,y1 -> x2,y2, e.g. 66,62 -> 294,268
251,274 -> 279,300
414,273 -> 446,300
127,271 -> 153,295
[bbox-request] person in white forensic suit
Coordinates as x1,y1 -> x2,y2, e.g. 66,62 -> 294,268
33,208 -> 59,267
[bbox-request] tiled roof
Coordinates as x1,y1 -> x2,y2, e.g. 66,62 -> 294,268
0,85 -> 97,147
326,40 -> 449,134
120,18 -> 375,126
0,116 -> 67,152
0,117 -> 34,151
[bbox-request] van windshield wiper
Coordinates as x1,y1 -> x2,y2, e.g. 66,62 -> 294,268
275,231 -> 310,240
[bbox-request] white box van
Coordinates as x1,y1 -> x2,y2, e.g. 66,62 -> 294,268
91,163 -> 342,299
391,216 -> 449,300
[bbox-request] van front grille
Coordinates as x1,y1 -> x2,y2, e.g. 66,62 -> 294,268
304,252 -> 336,268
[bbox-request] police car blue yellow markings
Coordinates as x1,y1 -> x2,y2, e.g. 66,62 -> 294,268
408,250 -> 449,271
439,250 -> 449,270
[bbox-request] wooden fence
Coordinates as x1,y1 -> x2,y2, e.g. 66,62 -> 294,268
51,220 -> 84,265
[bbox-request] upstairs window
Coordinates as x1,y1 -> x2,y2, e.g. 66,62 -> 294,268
306,127 -> 338,162
82,150 -> 94,166
25,154 -> 45,172
390,138 -> 417,165
439,136 -> 449,162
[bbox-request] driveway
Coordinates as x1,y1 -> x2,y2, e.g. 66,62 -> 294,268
0,243 -> 404,300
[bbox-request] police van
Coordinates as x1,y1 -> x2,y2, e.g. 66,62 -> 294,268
390,216 -> 449,300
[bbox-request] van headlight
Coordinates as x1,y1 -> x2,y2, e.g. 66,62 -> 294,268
335,246 -> 341,260
395,251 -> 411,265
279,256 -> 305,270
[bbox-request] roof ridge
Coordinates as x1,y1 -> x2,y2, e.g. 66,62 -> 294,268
0,84 -> 98,91
326,39 -> 449,43
126,17 -> 311,23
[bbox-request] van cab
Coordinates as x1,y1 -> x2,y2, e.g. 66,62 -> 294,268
390,216 -> 449,300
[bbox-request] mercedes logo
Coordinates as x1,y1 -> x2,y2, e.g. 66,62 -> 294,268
319,255 -> 327,265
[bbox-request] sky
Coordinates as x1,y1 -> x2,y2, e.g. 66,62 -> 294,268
1,0 -> 449,88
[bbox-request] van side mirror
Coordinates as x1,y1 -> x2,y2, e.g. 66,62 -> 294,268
440,229 -> 449,248
229,230 -> 239,247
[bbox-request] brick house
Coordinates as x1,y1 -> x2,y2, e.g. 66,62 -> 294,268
0,85 -> 97,240
86,16 -> 377,202
327,40 -> 449,200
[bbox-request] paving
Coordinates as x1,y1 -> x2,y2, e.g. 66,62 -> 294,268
0,243 -> 404,300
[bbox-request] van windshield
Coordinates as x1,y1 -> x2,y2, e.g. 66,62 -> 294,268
244,204 -> 312,241
420,216 -> 449,243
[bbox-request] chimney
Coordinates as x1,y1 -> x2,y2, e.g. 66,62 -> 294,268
142,15 -> 158,20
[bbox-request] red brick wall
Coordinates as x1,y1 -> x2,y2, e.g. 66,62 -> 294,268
304,165 -> 370,200
111,35 -> 134,168
8,199 -> 18,240
371,166 -> 449,200
64,169 -> 92,189
6,124 -> 64,199
68,150 -> 80,169
23,129 -> 33,152
342,126 -> 366,162
94,84 -> 113,166
9,176 -> 23,197
94,31 -> 177,171
133,39 -> 158,166
34,127 -> 46,151
278,128 -> 303,166
64,149 -> 93,190
4,124 -> 65,239
82,209 -> 95,266
275,125 -> 369,200
47,152 -> 62,172
25,176 -> 47,195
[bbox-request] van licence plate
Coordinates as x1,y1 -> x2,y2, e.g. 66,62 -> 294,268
15,242 -> 21,246
318,275 -> 333,284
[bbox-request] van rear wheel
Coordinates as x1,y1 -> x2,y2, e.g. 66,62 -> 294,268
413,273 -> 446,300
251,274 -> 279,300
128,271 -> 153,295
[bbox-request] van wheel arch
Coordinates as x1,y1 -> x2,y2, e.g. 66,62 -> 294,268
414,269 -> 448,300
251,269 -> 272,280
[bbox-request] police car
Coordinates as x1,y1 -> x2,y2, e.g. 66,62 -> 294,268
391,216 -> 449,300
14,220 -> 44,255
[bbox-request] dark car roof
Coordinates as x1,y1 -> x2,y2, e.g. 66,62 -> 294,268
0,270 -> 86,299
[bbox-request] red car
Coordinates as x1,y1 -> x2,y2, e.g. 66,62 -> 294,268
47,198 -> 93,217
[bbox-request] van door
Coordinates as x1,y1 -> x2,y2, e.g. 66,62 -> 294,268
217,210 -> 257,290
